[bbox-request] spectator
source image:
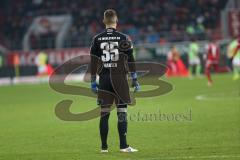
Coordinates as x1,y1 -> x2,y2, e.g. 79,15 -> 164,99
0,0 -> 228,50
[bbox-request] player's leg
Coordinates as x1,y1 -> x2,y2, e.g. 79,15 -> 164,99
112,74 -> 137,152
233,66 -> 240,80
196,64 -> 201,76
99,106 -> 111,152
99,95 -> 116,153
117,104 -> 138,152
117,105 -> 128,149
188,64 -> 194,78
111,75 -> 130,148
188,58 -> 196,77
195,57 -> 201,76
98,75 -> 115,152
232,57 -> 240,80
205,61 -> 212,85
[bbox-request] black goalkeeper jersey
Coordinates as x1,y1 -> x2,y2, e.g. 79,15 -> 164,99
90,28 -> 136,77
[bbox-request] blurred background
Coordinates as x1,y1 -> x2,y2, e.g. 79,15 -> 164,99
0,0 -> 239,84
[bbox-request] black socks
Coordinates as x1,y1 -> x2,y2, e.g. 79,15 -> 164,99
117,111 -> 128,149
99,112 -> 110,150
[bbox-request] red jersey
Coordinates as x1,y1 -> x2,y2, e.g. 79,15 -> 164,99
206,43 -> 220,61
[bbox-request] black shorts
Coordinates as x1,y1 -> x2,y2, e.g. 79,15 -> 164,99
98,74 -> 131,106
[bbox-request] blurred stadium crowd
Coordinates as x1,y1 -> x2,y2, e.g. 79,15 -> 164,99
0,0 -> 239,85
0,0 -> 227,50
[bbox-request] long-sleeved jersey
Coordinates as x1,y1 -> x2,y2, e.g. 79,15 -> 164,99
90,28 -> 136,77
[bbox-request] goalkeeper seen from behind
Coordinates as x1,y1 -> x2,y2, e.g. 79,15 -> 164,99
90,9 -> 140,153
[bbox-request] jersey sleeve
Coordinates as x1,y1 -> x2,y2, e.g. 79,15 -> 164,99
90,37 -> 98,56
90,37 -> 98,80
125,36 -> 136,73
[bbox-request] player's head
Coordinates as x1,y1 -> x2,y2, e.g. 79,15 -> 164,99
103,9 -> 118,27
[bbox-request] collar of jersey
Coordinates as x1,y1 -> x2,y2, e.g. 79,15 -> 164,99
106,28 -> 116,32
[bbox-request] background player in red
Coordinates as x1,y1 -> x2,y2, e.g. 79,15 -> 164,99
205,40 -> 229,86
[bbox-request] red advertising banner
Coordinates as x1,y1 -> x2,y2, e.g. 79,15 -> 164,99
7,48 -> 90,66
228,10 -> 240,37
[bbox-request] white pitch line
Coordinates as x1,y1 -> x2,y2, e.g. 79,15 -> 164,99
149,154 -> 240,160
195,91 -> 240,101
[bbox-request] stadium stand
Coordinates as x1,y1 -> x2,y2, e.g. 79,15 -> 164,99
0,0 -> 228,50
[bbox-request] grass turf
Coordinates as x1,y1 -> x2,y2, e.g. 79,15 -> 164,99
0,74 -> 239,160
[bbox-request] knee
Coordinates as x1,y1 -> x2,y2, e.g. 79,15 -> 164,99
100,107 -> 110,121
117,107 -> 127,123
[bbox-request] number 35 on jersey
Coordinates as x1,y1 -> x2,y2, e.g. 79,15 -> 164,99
100,42 -> 119,67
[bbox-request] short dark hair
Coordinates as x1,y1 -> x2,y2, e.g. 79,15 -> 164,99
103,9 -> 117,25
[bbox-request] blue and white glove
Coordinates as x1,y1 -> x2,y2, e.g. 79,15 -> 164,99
91,76 -> 98,93
91,81 -> 98,93
131,72 -> 140,92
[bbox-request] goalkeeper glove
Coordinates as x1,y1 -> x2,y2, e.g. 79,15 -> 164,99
131,72 -> 140,92
91,76 -> 98,93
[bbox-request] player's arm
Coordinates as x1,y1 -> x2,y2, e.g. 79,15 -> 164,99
121,36 -> 140,92
90,37 -> 98,93
127,45 -> 136,73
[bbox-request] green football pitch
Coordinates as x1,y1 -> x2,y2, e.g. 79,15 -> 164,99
0,74 -> 239,160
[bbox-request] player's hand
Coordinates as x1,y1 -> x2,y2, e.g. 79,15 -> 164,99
91,81 -> 98,94
132,79 -> 140,92
131,72 -> 140,92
